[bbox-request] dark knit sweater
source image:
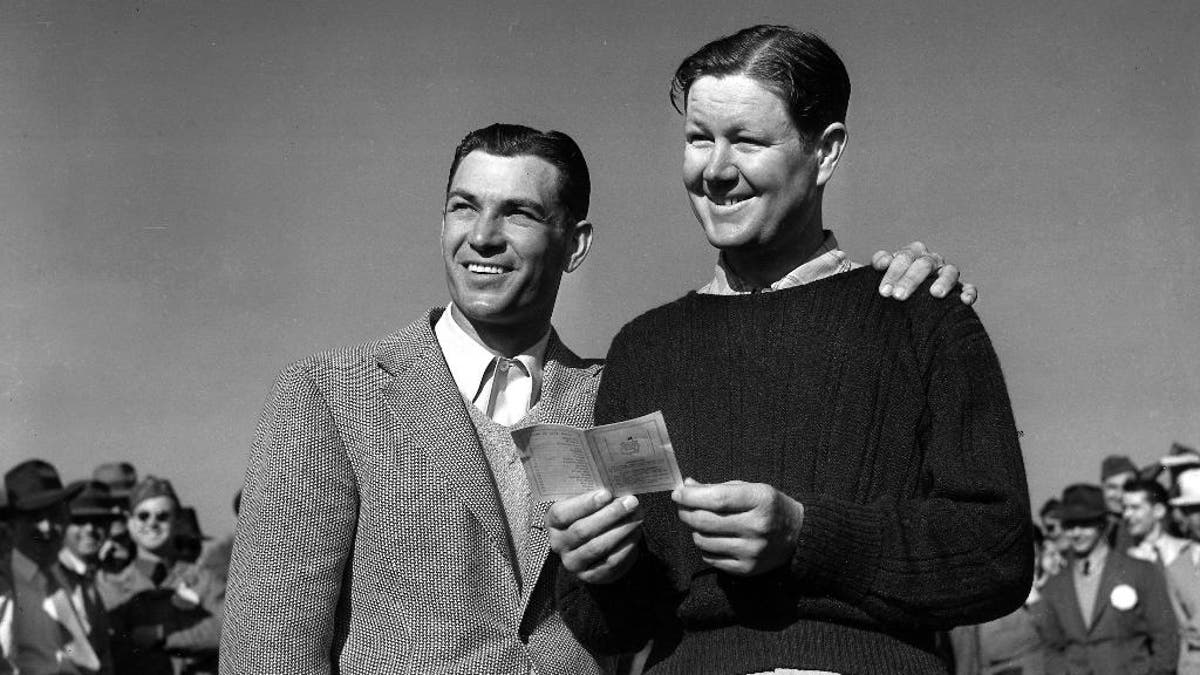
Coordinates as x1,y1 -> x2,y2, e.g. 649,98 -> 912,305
558,266 -> 1033,675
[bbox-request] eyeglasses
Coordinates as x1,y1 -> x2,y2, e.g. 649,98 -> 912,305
134,510 -> 173,524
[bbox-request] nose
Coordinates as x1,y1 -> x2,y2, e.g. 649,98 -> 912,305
469,211 -> 505,252
702,141 -> 738,185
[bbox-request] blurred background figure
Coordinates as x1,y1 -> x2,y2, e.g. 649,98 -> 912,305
1123,478 -> 1189,566
1165,468 -> 1200,675
97,476 -> 222,675
93,462 -> 138,574
1100,455 -> 1138,547
949,525 -> 1048,675
173,507 -> 209,565
198,489 -> 240,592
4,459 -> 110,674
1,485 -> 14,675
59,480 -> 122,673
1039,497 -> 1067,577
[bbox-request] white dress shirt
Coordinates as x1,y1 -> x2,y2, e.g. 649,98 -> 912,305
434,305 -> 548,425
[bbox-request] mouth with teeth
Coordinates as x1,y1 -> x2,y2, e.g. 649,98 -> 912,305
466,262 -> 512,275
710,194 -> 753,207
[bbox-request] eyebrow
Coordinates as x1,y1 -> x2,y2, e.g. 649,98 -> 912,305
445,189 -> 551,218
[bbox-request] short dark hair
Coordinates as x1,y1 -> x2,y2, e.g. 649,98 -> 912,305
446,123 -> 591,225
1124,478 -> 1169,507
670,25 -> 851,147
1039,498 -> 1062,520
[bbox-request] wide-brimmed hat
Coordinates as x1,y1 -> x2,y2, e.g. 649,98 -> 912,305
1101,455 -> 1138,481
1171,468 -> 1200,507
4,460 -> 84,512
65,480 -> 123,519
1060,483 -> 1107,523
93,462 -> 137,501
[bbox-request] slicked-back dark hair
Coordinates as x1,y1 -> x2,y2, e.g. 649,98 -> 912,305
670,25 -> 851,148
1124,478 -> 1170,507
446,123 -> 591,225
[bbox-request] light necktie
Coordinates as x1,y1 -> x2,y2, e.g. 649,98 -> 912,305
485,357 -> 528,425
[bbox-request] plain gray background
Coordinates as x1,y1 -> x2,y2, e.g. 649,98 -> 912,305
2,0 -> 1197,539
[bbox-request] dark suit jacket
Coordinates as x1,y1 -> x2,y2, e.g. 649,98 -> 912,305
1038,548 -> 1178,675
219,308 -> 609,674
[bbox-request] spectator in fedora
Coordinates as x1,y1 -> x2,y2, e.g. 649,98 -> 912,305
4,459 -> 113,674
92,462 -> 137,574
1037,483 -> 1178,675
97,476 -> 222,675
1163,467 -> 1200,674
58,480 -> 122,673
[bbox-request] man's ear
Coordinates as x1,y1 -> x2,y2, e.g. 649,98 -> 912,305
564,220 -> 593,273
814,122 -> 847,188
1153,503 -> 1167,521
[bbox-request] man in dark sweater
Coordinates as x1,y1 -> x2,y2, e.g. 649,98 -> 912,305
547,25 -> 1033,674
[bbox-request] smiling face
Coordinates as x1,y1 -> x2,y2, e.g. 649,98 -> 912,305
442,151 -> 591,346
1122,490 -> 1163,539
128,496 -> 176,556
682,74 -> 842,282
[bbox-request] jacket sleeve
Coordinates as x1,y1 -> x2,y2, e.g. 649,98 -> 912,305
219,362 -> 359,675
788,300 -> 1034,628
1032,582 -> 1069,675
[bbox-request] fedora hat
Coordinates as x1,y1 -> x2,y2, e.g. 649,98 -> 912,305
66,480 -> 123,519
1060,483 -> 1107,523
1171,468 -> 1200,507
4,459 -> 84,512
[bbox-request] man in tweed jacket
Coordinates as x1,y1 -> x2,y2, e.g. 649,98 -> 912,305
219,121 -> 971,674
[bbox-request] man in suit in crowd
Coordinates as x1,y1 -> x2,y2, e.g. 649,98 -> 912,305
219,122 -> 970,674
97,477 -> 222,675
3,459 -> 111,674
1039,483 -> 1178,675
57,480 -> 123,673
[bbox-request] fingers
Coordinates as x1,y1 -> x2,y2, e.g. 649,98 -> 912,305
870,250 -> 893,270
672,480 -> 767,513
877,241 -> 927,298
548,491 -> 644,582
959,282 -> 978,306
546,489 -> 612,531
928,262 -> 960,298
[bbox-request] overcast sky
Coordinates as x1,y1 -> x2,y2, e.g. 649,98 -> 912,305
2,0 -> 1197,537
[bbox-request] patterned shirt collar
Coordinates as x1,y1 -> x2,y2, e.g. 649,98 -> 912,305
697,230 -> 856,295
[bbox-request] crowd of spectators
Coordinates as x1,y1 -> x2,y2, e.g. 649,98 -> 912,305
1,459 -> 235,674
951,442 -> 1200,675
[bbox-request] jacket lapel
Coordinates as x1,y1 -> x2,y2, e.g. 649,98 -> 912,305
376,309 -> 513,568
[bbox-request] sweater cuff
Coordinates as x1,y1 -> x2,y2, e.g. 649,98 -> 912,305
790,495 -> 882,603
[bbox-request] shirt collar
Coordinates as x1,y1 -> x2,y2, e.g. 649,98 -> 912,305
434,304 -> 549,406
697,230 -> 855,295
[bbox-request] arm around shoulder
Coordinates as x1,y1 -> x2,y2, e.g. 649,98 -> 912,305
219,361 -> 359,675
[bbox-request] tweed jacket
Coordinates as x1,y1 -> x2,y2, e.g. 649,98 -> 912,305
1037,548 -> 1178,675
6,549 -> 113,675
220,308 -> 608,675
